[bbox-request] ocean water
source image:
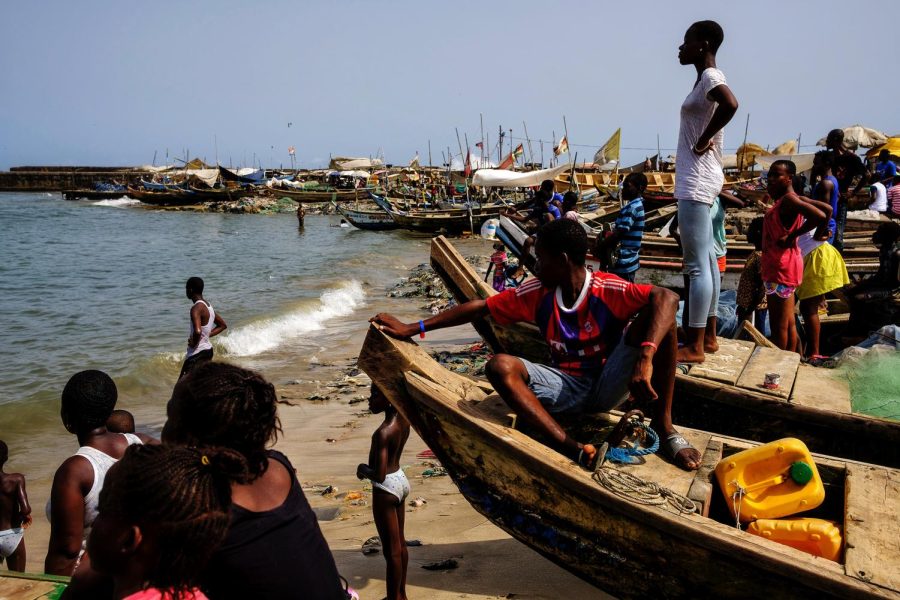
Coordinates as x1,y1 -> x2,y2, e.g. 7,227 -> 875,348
0,192 -> 444,471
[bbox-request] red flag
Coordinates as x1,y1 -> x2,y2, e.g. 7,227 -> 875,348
475,142 -> 483,149
464,149 -> 472,177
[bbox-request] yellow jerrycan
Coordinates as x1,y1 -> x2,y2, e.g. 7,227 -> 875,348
715,438 -> 825,522
747,518 -> 842,561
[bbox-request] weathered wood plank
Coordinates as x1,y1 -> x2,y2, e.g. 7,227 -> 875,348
844,465 -> 900,590
687,439 -> 724,517
687,338 -> 755,384
791,364 -> 851,413
735,347 -> 800,400
0,575 -> 67,600
740,320 -> 777,348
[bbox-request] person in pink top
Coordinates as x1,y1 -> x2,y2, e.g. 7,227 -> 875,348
77,444 -> 249,600
761,160 -> 827,351
888,173 -> 900,217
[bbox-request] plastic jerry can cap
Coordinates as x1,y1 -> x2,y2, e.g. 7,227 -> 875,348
790,461 -> 814,485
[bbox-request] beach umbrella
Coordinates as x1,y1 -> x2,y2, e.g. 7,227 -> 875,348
817,125 -> 889,149
865,136 -> 900,160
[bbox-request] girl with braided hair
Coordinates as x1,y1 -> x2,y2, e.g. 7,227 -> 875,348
84,444 -> 248,599
46,370 -> 156,576
162,361 -> 345,600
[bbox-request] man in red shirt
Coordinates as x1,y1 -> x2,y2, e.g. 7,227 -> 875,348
371,219 -> 700,471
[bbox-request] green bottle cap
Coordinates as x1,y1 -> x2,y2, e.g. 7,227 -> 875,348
789,461 -> 814,485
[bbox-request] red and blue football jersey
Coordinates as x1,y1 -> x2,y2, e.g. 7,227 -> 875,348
485,271 -> 652,377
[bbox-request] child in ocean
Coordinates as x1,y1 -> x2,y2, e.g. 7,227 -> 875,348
761,160 -> 827,351
489,242 -> 509,292
0,441 -> 31,572
357,385 -> 411,600
84,444 -> 248,600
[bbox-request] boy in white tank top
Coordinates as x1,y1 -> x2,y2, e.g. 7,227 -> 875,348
180,277 -> 227,380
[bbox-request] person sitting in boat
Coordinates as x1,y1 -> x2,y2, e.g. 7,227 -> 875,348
371,218 -> 702,471
596,172 -> 647,283
845,221 -> 900,338
561,191 -> 580,221
540,179 -> 565,210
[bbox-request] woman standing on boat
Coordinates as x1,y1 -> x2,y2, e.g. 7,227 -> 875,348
674,20 -> 739,363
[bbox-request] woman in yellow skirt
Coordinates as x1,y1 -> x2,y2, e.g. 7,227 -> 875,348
797,224 -> 849,361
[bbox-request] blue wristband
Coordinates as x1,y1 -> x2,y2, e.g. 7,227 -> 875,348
418,320 -> 426,339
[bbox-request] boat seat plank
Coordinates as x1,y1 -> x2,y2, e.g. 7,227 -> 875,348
735,346 -> 800,400
617,428 -> 711,497
0,577 -> 65,599
790,364 -> 851,413
687,338 -> 755,385
844,465 -> 900,590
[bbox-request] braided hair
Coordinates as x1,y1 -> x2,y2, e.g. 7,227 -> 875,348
61,370 -> 118,432
166,361 -> 281,478
97,444 -> 249,596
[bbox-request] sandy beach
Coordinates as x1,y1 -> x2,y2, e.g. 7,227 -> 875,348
12,231 -> 606,598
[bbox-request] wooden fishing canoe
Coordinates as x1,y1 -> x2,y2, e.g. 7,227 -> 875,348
270,187 -> 369,203
359,326 -> 900,598
372,194 -> 506,234
429,235 -> 900,468
126,187 -> 202,206
335,203 -> 398,231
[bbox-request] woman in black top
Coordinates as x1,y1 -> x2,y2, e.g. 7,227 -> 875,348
163,362 -> 345,600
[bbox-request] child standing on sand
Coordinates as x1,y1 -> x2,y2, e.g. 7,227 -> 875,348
357,385 -> 411,600
489,242 -> 509,292
761,160 -> 827,351
0,441 -> 32,572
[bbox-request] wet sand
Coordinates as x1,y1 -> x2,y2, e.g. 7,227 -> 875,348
14,236 -> 608,598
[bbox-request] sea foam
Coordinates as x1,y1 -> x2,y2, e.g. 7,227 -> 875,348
218,280 -> 366,357
93,197 -> 141,208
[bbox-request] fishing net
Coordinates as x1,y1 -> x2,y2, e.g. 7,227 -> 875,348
836,337 -> 900,420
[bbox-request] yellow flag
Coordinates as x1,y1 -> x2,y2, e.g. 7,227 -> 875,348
594,128 -> 621,166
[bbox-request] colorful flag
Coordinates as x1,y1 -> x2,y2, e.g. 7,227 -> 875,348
475,142 -> 484,149
288,146 -> 296,156
498,144 -> 525,170
464,149 -> 472,177
409,154 -> 420,169
553,136 -> 568,156
593,128 -> 621,166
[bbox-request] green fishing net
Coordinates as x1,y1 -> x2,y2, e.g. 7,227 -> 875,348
842,350 -> 900,420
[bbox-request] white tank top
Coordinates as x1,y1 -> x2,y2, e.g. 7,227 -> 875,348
46,433 -> 143,532
186,300 -> 215,357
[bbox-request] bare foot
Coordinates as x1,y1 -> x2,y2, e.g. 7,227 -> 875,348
674,447 -> 702,470
676,346 -> 705,363
704,336 -> 719,353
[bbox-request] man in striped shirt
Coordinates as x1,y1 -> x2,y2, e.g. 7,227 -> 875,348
597,173 -> 647,282
371,219 -> 701,471
888,173 -> 900,217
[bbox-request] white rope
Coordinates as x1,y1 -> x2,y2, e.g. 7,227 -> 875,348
593,466 -> 697,515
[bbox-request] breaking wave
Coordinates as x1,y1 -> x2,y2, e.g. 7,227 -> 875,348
218,281 -> 366,357
93,197 -> 140,208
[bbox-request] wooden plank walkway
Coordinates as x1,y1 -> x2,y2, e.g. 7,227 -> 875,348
681,337 -> 851,410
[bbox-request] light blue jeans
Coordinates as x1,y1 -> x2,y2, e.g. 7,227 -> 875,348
677,199 -> 720,328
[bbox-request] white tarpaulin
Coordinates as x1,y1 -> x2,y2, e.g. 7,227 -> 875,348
185,169 -> 219,188
329,157 -> 383,170
755,153 -> 817,174
472,164 -> 571,188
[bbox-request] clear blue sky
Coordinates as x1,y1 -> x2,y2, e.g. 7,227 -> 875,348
2,0 -> 897,170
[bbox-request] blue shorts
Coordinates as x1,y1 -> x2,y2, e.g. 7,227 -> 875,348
519,340 -> 640,414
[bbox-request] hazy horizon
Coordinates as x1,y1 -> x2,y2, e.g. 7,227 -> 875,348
2,0 -> 897,170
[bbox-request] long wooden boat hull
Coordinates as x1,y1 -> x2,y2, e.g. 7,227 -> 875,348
430,235 -> 900,468
336,205 -> 398,230
126,188 -> 201,206
0,572 -> 69,597
359,327 -> 900,598
271,187 -> 369,203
